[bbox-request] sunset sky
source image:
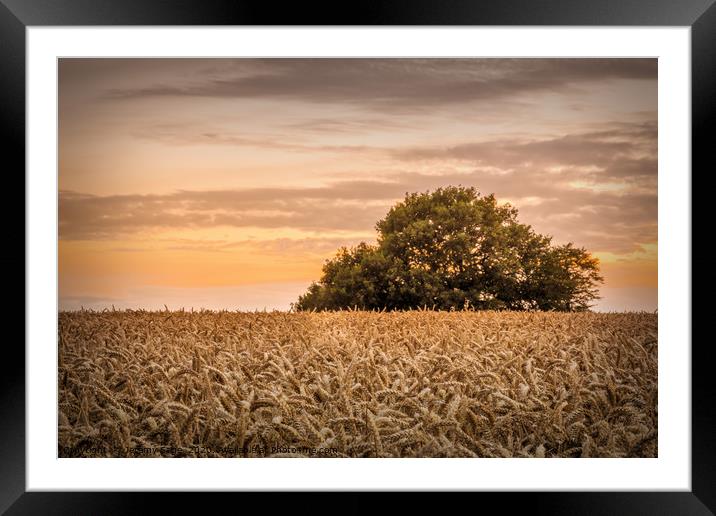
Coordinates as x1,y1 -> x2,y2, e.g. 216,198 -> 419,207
59,58 -> 657,312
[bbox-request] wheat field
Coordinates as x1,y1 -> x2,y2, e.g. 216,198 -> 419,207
58,310 -> 657,458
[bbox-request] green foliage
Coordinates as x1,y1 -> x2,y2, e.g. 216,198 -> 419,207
294,186 -> 603,312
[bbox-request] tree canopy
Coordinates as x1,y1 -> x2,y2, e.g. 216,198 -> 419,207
294,186 -> 603,312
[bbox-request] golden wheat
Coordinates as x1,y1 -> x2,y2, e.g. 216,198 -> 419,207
58,310 -> 657,458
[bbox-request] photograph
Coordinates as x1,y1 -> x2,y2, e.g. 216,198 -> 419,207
57,57 -> 658,459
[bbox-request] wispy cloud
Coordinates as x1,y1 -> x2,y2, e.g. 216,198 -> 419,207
391,122 -> 657,181
152,236 -> 367,255
131,123 -> 383,154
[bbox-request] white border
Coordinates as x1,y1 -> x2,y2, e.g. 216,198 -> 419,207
27,27 -> 690,491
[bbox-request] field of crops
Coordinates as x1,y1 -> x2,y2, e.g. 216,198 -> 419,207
58,310 -> 657,458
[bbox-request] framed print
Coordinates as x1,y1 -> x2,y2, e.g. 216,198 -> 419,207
5,0 -> 712,513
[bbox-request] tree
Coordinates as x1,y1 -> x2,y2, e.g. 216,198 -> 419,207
294,186 -> 603,312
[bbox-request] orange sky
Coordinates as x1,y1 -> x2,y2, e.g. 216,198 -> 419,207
59,58 -> 657,312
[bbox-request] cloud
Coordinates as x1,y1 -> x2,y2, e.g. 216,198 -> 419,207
58,185 -> 398,239
131,124 -> 382,154
130,121 -> 657,184
102,58 -> 656,112
281,117 -> 412,134
60,171 -> 655,255
59,119 -> 656,256
156,237 -> 370,255
391,122 -> 657,180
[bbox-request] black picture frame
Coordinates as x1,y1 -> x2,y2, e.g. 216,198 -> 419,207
4,0 -> 712,513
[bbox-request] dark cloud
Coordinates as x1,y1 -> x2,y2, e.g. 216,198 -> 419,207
101,58 -> 657,111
